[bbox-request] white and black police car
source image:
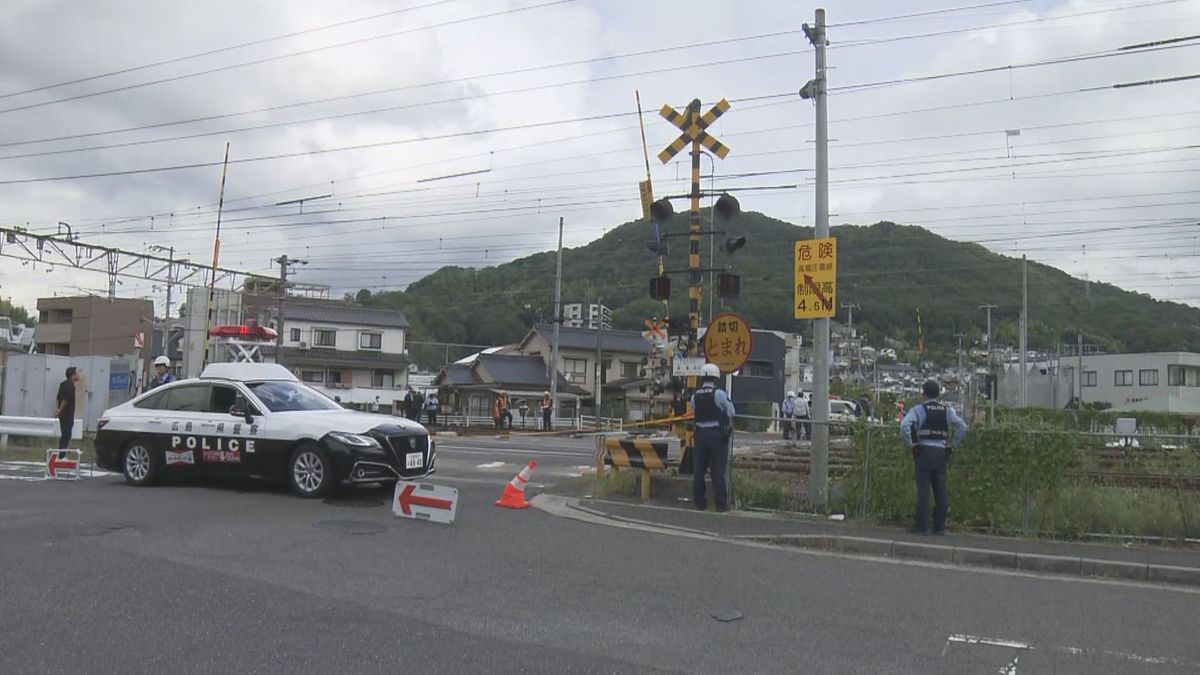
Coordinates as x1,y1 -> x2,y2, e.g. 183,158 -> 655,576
95,363 -> 435,497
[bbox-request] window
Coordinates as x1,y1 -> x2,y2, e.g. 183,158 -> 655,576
622,361 -> 640,379
209,385 -> 240,414
359,332 -> 382,350
134,389 -> 168,409
246,381 -> 341,412
313,328 -> 336,348
745,361 -> 774,378
1082,371 -> 1097,387
300,370 -> 324,384
563,357 -> 588,383
372,370 -> 394,388
1169,365 -> 1185,386
1115,370 -> 1134,387
327,370 -> 343,386
161,385 -> 210,412
1139,369 -> 1159,386
290,328 -> 301,342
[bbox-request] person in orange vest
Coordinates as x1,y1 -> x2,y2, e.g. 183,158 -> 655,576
540,391 -> 553,431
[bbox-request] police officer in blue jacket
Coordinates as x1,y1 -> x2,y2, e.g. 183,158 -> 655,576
900,379 -> 968,534
691,363 -> 736,512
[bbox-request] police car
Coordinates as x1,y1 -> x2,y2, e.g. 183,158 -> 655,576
94,363 -> 435,498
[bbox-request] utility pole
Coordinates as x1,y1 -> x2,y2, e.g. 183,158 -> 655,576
806,7 -> 832,508
549,217 -> 564,418
954,332 -> 966,411
841,302 -> 860,378
1020,254 -> 1028,407
273,254 -> 306,364
595,297 -> 604,415
979,304 -> 998,422
1077,332 -> 1084,408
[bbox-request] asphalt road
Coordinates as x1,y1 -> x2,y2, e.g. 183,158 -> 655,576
3,434 -> 1199,674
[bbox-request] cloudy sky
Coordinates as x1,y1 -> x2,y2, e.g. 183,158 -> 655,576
0,0 -> 1198,317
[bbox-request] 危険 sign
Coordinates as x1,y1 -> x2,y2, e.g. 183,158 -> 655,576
702,312 -> 753,375
794,237 -> 837,319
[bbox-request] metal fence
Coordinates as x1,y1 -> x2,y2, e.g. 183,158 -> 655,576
727,414 -> 1200,542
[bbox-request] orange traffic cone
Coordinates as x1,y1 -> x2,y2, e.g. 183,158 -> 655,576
494,461 -> 536,509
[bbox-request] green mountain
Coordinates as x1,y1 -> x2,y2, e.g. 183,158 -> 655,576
361,211 -> 1200,367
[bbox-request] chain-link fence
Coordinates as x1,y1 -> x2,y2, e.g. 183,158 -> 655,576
726,412 -> 1200,541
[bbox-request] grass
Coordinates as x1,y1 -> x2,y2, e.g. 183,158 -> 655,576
590,470 -> 641,497
732,469 -> 809,512
0,436 -> 96,462
1035,485 -> 1200,541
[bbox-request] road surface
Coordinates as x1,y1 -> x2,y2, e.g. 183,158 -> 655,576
2,433 -> 1198,673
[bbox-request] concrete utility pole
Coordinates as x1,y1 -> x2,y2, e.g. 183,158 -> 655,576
954,332 -> 966,410
273,255 -> 306,363
1020,255 -> 1028,407
595,297 -> 604,414
1077,332 -> 1084,407
841,302 -> 860,378
807,7 -> 832,508
979,304 -> 998,421
549,217 -> 564,416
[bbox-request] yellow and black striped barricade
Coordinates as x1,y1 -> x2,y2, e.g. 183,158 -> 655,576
595,435 -> 679,500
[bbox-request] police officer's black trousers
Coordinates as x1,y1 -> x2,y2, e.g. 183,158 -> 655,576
692,427 -> 730,511
913,444 -> 948,533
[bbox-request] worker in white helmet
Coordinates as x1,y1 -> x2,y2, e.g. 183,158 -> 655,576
690,362 -> 736,511
149,355 -> 176,389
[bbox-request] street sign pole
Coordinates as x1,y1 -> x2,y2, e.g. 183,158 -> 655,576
657,97 -> 731,474
809,8 -> 831,508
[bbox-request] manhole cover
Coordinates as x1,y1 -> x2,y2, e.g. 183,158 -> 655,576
710,610 -> 744,623
313,520 -> 386,535
322,497 -> 385,508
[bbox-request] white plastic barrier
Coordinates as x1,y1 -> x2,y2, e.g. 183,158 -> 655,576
0,416 -> 82,447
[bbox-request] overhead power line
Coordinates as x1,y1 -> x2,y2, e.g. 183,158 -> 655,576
0,0 -> 576,116
829,0 -> 1036,27
0,0 -> 465,102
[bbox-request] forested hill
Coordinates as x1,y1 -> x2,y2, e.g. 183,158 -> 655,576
361,210 -> 1200,366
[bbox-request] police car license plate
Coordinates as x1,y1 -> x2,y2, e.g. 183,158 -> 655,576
405,453 -> 424,469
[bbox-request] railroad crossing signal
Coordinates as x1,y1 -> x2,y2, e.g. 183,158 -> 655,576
657,98 -> 731,164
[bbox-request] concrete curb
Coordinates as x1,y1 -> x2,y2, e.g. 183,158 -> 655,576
737,533 -> 1199,587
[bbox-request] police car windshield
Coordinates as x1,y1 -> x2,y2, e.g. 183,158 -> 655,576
246,381 -> 342,412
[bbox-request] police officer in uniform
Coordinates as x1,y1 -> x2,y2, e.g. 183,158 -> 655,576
149,355 -> 175,389
690,363 -> 735,512
900,379 -> 968,534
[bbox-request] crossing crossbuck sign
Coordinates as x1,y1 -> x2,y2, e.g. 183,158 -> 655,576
658,99 -> 731,164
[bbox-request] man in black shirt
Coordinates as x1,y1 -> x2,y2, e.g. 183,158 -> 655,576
54,367 -> 80,449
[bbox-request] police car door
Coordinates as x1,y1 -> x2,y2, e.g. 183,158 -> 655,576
206,383 -> 264,476
157,383 -> 214,472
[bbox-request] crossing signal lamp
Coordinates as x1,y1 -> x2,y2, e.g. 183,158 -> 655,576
650,198 -> 674,223
649,275 -> 671,301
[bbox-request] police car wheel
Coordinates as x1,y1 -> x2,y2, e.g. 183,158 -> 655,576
122,438 -> 159,486
289,444 -> 332,498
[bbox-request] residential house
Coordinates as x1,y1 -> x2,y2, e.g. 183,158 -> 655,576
276,299 -> 411,412
729,330 -> 792,413
517,325 -> 660,419
562,302 -> 612,330
433,353 -> 586,424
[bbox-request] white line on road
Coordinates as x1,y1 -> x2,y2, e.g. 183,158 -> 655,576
945,633 -> 1200,668
476,462 -> 507,470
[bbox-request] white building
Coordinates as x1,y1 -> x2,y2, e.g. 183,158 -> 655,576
1062,351 -> 1200,413
562,303 -> 613,330
277,300 -> 410,411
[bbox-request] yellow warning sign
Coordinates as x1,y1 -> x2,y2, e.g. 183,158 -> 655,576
794,237 -> 836,319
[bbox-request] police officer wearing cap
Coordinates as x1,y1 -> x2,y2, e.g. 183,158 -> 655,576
900,379 -> 968,534
691,363 -> 736,512
149,355 -> 175,389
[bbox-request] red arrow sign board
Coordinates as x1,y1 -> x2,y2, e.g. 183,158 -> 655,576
393,481 -> 459,525
45,449 -> 81,480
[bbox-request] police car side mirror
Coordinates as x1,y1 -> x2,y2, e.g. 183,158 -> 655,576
229,400 -> 255,424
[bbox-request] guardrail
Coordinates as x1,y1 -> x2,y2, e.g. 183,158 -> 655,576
0,416 -> 83,448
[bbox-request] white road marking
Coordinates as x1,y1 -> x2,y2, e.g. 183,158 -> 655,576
0,460 -> 118,479
438,444 -> 590,459
999,657 -> 1018,675
476,462 -> 507,470
945,633 -> 1200,668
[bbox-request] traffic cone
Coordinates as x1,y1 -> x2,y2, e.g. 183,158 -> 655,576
494,461 -> 536,509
